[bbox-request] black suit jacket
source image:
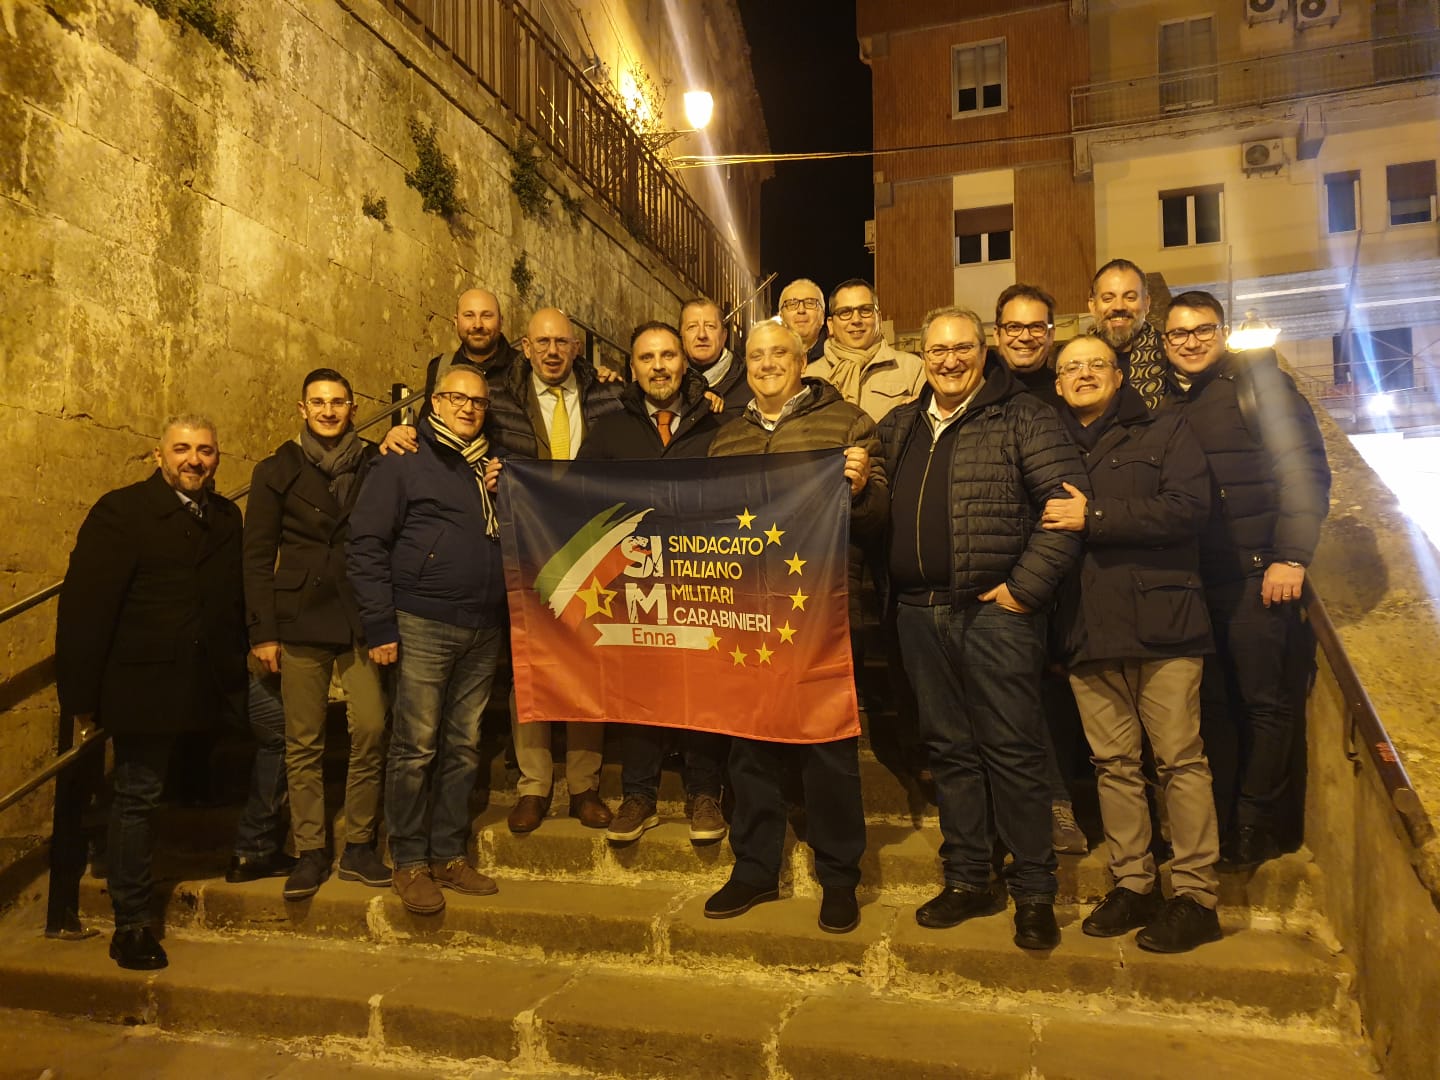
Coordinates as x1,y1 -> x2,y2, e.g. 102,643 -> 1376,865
55,470 -> 247,736
243,439 -> 379,648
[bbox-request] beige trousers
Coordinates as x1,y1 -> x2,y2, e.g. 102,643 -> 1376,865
511,687 -> 604,798
1069,657 -> 1219,905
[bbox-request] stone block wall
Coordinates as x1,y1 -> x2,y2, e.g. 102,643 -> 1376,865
0,0 -> 704,829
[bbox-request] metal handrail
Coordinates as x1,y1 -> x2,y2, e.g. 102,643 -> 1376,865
0,730 -> 107,815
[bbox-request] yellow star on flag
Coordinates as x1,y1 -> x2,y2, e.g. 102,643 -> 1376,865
764,523 -> 784,546
705,630 -> 721,651
784,553 -> 806,576
789,589 -> 808,611
736,507 -> 756,529
755,643 -> 774,665
577,576 -> 617,618
730,645 -> 748,666
777,621 -> 797,643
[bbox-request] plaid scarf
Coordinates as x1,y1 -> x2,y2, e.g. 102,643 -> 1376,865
427,415 -> 499,540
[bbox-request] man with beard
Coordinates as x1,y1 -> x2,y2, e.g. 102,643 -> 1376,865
243,368 -> 389,902
578,321 -> 729,845
1161,291 -> 1330,868
809,278 -> 924,423
1088,259 -> 1169,409
57,416 -> 248,969
778,278 -> 829,364
347,365 -> 508,915
680,296 -> 749,417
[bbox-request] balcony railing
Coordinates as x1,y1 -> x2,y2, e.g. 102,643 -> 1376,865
1072,31 -> 1440,132
377,0 -> 752,316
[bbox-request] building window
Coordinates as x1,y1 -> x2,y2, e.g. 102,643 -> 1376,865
954,205 -> 1013,265
1386,161 -> 1437,226
1158,16 -> 1217,112
1159,186 -> 1223,247
1324,171 -> 1360,234
1333,328 -> 1414,393
952,40 -> 1006,117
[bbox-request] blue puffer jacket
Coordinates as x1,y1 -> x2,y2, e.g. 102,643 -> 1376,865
346,420 -> 506,645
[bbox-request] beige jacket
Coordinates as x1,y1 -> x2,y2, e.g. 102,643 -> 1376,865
810,339 -> 926,423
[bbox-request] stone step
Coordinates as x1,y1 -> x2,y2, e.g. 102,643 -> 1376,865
72,862 -> 1349,1024
0,918 -> 1372,1079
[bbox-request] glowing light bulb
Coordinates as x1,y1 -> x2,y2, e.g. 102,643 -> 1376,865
683,90 -> 714,131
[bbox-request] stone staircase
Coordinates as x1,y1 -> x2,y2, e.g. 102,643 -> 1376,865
0,722 -> 1379,1079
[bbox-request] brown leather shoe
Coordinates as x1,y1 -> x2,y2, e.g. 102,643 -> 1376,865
430,856 -> 499,896
392,864 -> 445,916
507,794 -> 550,834
569,788 -> 613,828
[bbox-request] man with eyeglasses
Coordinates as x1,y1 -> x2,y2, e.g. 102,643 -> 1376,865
1088,259 -> 1169,410
877,306 -> 1087,951
242,368 -> 389,903
989,283 -> 1088,856
777,278 -> 829,364
486,307 -> 623,834
1040,337 -> 1223,953
808,278 -> 924,423
347,364 -> 509,915
1160,291 -> 1330,870
680,296 -> 749,416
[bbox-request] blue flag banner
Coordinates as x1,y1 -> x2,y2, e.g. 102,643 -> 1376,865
496,450 -> 859,743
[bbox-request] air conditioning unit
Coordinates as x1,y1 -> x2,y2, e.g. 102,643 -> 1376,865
1241,139 -> 1287,174
1245,0 -> 1287,25
1294,0 -> 1341,30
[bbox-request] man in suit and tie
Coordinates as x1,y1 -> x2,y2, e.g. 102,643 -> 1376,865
56,415 -> 248,970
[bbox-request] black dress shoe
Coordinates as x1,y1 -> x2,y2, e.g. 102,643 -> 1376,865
915,886 -> 1003,929
1081,886 -> 1162,938
704,878 -> 779,919
818,887 -> 859,934
110,926 -> 168,970
1014,901 -> 1060,950
225,851 -> 298,883
1219,825 -> 1279,871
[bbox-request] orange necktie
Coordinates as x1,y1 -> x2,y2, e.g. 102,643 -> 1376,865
656,409 -> 674,447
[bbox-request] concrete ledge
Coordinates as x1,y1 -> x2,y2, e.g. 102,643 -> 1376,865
667,893 -> 894,971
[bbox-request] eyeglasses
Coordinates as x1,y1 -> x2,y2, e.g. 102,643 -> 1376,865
779,297 -> 823,313
1056,358 -> 1116,378
998,321 -> 1052,338
304,398 -> 352,410
434,391 -> 491,410
1163,323 -> 1222,346
832,304 -> 877,321
531,337 -> 574,351
924,342 -> 980,362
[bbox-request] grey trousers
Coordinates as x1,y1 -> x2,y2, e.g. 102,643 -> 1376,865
1069,657 -> 1220,905
510,687 -> 604,798
280,641 -> 389,852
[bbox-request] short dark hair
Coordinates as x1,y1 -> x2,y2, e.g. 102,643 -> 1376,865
994,283 -> 1056,327
828,277 -> 877,310
679,296 -> 722,321
301,367 -> 352,400
630,320 -> 682,350
1090,259 -> 1148,297
1167,290 -> 1226,325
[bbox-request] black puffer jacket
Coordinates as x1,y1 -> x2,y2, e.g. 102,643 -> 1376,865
708,377 -> 887,542
1053,384 -> 1213,665
878,357 -> 1088,611
1164,349 -> 1330,584
579,369 -> 722,460
416,338 -> 521,423
487,354 -> 624,460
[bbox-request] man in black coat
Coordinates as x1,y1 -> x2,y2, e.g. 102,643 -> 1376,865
577,321 -> 728,846
56,416 -> 248,970
1042,337 -> 1222,953
243,367 -> 389,902
1162,291 -> 1331,868
680,296 -> 749,418
878,306 -> 1088,951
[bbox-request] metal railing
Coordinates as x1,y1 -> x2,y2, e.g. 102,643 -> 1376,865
376,0 -> 754,318
1072,31 -> 1440,131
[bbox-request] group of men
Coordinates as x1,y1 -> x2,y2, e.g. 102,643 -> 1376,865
55,255 -> 1329,970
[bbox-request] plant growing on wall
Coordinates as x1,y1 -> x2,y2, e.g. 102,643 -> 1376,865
361,193 -> 389,228
558,190 -> 584,231
510,252 -> 535,301
406,120 -> 466,221
510,138 -> 551,221
139,0 -> 255,72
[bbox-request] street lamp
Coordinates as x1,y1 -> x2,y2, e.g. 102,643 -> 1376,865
1227,308 -> 1281,351
644,89 -> 714,152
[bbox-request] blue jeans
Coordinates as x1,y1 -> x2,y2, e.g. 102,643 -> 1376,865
108,734 -> 175,929
386,611 -> 502,869
231,670 -> 290,859
896,601 -> 1057,902
619,725 -> 728,801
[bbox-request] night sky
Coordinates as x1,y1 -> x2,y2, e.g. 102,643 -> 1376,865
735,0 -> 874,298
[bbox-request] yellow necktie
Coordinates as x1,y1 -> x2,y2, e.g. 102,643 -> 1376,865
548,386 -> 571,460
